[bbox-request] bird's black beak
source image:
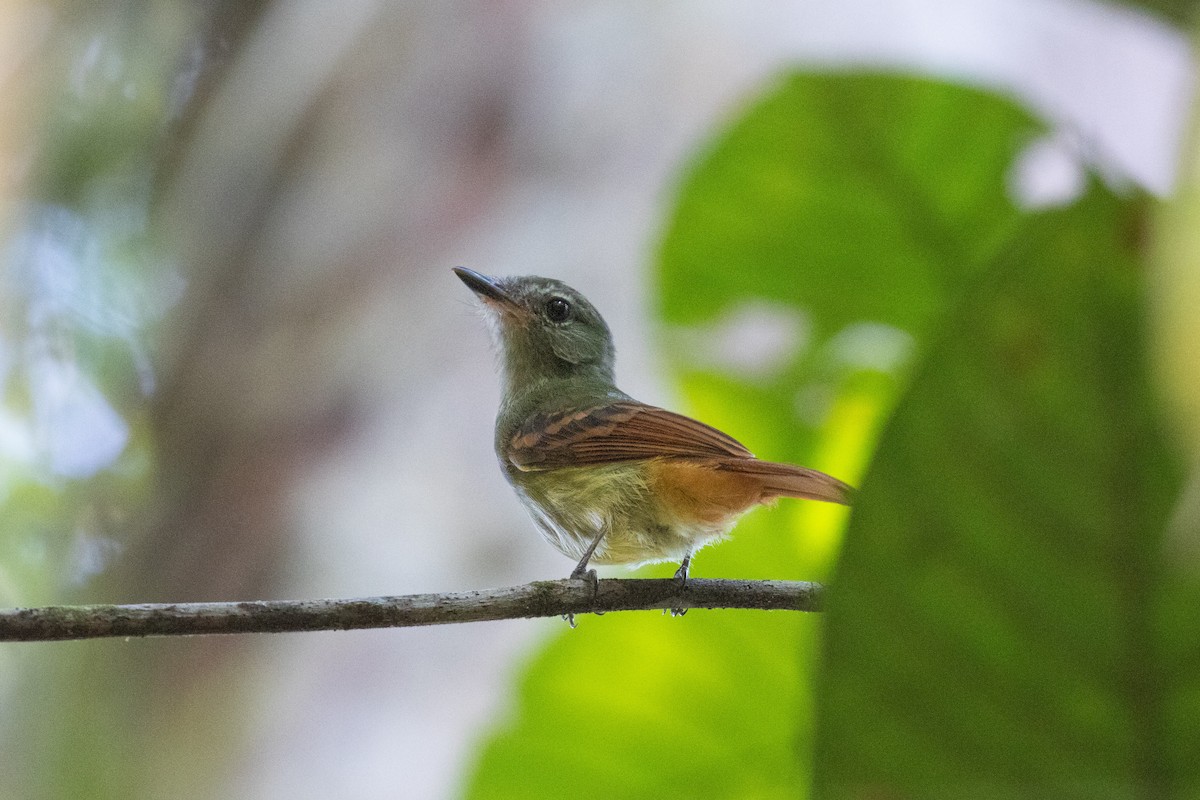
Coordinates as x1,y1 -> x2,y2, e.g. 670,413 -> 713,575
453,267 -> 518,310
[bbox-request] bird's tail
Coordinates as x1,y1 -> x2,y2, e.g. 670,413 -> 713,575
717,459 -> 854,505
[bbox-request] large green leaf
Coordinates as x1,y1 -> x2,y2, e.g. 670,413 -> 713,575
463,611 -> 812,799
813,186 -> 1193,797
466,72 -> 1048,799
657,72 -> 1041,490
658,72 -> 1035,333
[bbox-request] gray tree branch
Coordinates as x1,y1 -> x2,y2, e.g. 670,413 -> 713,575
0,578 -> 824,642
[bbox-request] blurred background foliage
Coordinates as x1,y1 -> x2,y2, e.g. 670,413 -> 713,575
0,2 -> 1196,799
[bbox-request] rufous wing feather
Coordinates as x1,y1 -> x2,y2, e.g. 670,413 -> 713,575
508,401 -> 853,506
507,401 -> 752,470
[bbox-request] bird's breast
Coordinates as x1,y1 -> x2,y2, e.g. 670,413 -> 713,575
507,458 -> 759,566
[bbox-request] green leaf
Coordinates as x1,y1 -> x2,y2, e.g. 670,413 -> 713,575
1112,0 -> 1197,27
467,72 -> 1052,800
658,72 -> 1038,335
463,611 -> 813,800
813,185 -> 1192,797
657,72 -> 1043,490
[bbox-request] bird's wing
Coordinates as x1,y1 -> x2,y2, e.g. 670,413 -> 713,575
506,401 -> 753,471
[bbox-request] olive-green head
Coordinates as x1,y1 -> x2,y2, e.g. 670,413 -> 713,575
454,267 -> 616,392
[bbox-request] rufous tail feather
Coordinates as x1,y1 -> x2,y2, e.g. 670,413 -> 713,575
717,459 -> 853,505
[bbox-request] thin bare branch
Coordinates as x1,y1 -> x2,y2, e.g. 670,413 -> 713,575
0,578 -> 823,642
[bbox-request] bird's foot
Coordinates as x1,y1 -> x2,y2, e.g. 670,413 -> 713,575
670,569 -> 691,616
564,566 -> 599,627
669,556 -> 690,615
569,565 -> 599,594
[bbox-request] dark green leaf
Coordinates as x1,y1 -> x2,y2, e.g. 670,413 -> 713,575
813,185 -> 1192,797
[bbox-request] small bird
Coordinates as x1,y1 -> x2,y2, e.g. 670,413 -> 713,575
454,267 -> 852,590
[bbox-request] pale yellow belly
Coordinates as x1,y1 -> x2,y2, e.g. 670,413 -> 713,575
511,462 -> 737,566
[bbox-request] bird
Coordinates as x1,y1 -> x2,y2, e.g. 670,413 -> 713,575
454,267 -> 852,593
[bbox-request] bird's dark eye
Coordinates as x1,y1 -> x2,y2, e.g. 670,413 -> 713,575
545,297 -> 572,323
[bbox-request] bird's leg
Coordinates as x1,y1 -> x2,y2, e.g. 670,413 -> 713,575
672,554 -> 691,586
670,554 -> 692,617
569,526 -> 607,584
563,526 -> 607,627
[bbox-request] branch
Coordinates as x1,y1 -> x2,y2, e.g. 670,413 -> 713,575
0,578 -> 824,642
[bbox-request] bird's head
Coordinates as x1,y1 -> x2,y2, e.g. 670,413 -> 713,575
454,267 -> 616,392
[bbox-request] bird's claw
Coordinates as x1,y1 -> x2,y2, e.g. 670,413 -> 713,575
670,574 -> 689,617
569,566 -> 599,595
563,567 -> 599,627
669,556 -> 690,615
